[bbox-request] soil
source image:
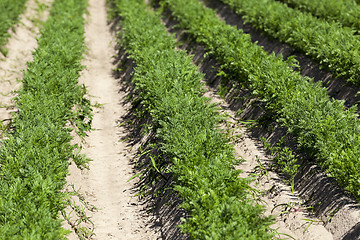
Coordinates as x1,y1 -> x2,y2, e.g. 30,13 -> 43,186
64,0 -> 160,239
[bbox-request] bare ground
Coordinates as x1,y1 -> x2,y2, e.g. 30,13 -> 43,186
64,0 -> 160,239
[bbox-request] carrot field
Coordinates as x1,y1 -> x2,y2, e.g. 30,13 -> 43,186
0,0 -> 359,239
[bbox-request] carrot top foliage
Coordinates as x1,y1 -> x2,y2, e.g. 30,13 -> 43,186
161,0 -> 360,200
0,0 -> 27,55
278,0 -> 360,31
0,0 -> 91,238
112,0 -> 275,238
220,0 -> 360,85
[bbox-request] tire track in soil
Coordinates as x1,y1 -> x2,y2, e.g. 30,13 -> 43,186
65,0 -> 160,239
0,0 -> 52,130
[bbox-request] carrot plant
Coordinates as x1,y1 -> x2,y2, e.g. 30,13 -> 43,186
0,0 -> 28,55
0,0 -> 91,238
219,0 -> 360,85
277,0 -> 360,31
161,0 -> 360,201
112,0 -> 275,238
262,137 -> 300,193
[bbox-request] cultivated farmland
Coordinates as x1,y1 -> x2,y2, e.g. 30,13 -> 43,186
0,0 -> 359,239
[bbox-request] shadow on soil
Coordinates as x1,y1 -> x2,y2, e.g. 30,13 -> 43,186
159,3 -> 360,239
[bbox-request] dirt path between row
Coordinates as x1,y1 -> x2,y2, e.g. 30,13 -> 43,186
65,0 -> 160,239
0,0 -> 52,127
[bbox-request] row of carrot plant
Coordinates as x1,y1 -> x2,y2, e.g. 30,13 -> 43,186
0,0 -> 27,55
160,0 -> 360,200
217,0 -> 360,85
277,0 -> 360,31
0,0 -> 91,238
112,0 -> 275,238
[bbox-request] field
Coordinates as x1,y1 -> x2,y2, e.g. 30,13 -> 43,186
0,0 -> 359,239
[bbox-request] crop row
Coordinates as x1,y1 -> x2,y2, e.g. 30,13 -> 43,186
218,0 -> 360,85
277,0 -> 360,31
0,0 -> 27,55
0,0 -> 91,238
161,0 -> 360,199
112,0 -> 275,238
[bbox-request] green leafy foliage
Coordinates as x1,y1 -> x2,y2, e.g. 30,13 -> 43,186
161,0 -> 360,200
220,0 -> 360,85
113,0 -> 275,238
0,0 -> 90,238
278,0 -> 360,31
262,137 -> 300,193
0,0 -> 27,55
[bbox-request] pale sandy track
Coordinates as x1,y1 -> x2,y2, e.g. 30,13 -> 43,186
0,0 -> 52,123
65,0 -> 160,239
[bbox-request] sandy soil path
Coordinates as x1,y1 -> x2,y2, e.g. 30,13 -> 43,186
65,0 -> 160,239
0,0 -> 52,125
